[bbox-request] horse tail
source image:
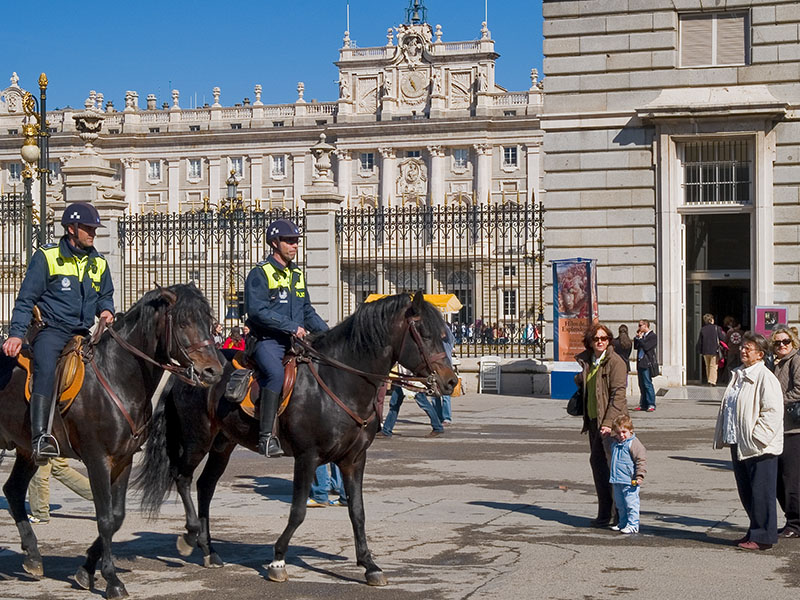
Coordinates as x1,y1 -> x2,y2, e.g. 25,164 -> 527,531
135,395 -> 176,518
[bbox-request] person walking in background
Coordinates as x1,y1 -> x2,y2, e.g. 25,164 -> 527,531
212,322 -> 224,348
769,326 -> 800,539
725,318 -> 744,380
433,326 -> 456,426
574,322 -> 629,528
222,326 -> 245,351
380,383 -> 445,438
698,314 -> 725,386
633,320 -> 658,411
609,415 -> 647,535
612,324 -> 632,373
713,332 -> 783,551
307,463 -> 347,508
28,457 -> 93,523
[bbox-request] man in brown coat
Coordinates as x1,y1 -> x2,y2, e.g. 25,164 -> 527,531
575,322 -> 629,527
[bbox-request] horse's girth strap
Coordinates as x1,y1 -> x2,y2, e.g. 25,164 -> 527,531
304,359 -> 378,429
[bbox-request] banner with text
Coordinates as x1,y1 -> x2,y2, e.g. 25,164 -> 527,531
552,258 -> 599,361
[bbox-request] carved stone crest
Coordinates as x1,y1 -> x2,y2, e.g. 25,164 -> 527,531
396,158 -> 427,203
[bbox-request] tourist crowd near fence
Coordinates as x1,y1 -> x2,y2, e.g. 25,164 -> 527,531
2,194 -> 546,359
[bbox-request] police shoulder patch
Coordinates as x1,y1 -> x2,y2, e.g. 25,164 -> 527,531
41,243 -> 58,249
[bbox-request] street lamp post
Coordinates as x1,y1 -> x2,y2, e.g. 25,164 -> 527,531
224,170 -> 240,321
19,73 -> 50,255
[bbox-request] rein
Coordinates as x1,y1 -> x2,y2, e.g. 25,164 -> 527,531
87,309 -> 214,438
289,316 -> 448,428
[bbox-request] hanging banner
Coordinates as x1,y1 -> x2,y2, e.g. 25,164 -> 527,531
552,258 -> 599,361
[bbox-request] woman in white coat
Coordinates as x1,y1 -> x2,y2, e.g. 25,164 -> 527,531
713,331 -> 784,551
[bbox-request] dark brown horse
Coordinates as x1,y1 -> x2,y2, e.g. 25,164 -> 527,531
0,284 -> 224,599
137,292 -> 457,584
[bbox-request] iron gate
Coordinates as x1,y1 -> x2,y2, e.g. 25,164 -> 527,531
118,206 -> 304,329
0,193 -> 54,337
337,202 -> 545,358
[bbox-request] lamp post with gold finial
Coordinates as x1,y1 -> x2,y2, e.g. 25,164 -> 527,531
19,73 -> 50,255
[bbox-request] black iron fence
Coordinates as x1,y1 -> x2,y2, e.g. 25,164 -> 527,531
336,202 -> 546,358
118,205 -> 304,329
0,193 -> 54,338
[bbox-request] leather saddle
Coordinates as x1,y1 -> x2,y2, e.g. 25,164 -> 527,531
17,335 -> 86,413
226,350 -> 297,419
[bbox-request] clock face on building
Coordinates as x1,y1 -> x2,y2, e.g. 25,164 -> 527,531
401,71 -> 429,99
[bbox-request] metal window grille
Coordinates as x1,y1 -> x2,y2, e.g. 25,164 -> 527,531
682,139 -> 752,204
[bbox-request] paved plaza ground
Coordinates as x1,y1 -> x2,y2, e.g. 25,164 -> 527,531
1,386 -> 799,599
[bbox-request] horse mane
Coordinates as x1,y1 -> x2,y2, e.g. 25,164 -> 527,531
313,293 -> 444,356
113,283 -> 212,338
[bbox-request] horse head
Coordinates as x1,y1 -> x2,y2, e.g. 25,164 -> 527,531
396,292 -> 458,396
143,284 -> 224,386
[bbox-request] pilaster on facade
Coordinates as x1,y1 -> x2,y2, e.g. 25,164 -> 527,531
292,154 -> 306,208
474,143 -> 492,205
121,158 -> 140,214
250,156 -> 264,206
167,160 -> 180,212
379,147 -> 396,207
208,157 -> 221,206
335,148 -> 353,205
428,145 -> 446,206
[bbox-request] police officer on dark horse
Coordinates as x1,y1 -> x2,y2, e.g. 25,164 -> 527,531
245,218 -> 328,458
2,202 -> 114,466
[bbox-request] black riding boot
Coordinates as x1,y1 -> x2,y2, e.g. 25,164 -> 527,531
30,393 -> 58,466
257,389 -> 284,458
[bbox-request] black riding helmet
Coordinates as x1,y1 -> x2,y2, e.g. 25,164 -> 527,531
61,202 -> 104,228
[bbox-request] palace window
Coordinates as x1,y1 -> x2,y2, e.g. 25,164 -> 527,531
189,125 -> 200,132
503,146 -> 518,169
453,148 -> 469,169
229,157 -> 243,178
8,129 -> 18,135
149,127 -> 160,133
680,12 -> 749,68
231,123 -> 242,130
146,160 -> 161,182
503,289 -> 518,319
680,139 -> 752,205
406,150 -> 421,158
271,155 -> 286,178
7,163 -> 22,183
188,158 -> 202,181
359,152 -> 375,173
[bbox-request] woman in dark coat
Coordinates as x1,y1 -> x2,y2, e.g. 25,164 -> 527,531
575,322 -> 629,527
612,324 -> 632,373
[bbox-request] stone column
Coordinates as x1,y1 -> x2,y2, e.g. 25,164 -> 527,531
208,157 -> 221,206
428,145 -> 446,206
379,147 -> 396,207
335,148 -> 352,206
302,135 -> 344,325
292,154 -> 306,208
250,156 -> 263,206
167,160 -> 180,212
474,143 -> 492,205
121,158 -> 140,214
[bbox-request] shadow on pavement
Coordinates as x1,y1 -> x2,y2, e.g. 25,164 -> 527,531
668,455 -> 732,471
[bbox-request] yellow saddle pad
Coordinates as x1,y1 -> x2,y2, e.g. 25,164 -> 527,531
18,335 -> 85,412
232,353 -> 294,419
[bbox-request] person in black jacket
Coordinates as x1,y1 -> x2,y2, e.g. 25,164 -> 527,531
697,313 -> 725,386
612,324 -> 633,373
2,203 -> 115,465
633,319 -> 658,411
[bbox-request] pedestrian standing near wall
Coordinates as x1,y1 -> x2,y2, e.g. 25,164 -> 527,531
633,320 -> 658,412
698,314 -> 725,386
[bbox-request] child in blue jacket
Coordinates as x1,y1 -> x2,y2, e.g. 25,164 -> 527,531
609,415 -> 648,534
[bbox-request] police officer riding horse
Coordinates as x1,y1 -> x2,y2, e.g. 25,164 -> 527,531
2,203 -> 115,465
244,218 -> 328,458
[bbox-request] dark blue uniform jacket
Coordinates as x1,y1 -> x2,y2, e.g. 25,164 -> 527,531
244,255 -> 328,341
9,236 -> 115,338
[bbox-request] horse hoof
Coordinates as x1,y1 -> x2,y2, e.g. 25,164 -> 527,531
22,556 -> 43,579
106,582 -> 129,599
176,534 -> 195,557
267,566 -> 288,582
366,570 -> 388,586
74,566 -> 93,590
204,553 -> 224,568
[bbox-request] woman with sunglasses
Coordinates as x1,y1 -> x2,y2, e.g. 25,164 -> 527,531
770,326 -> 800,539
575,322 -> 629,527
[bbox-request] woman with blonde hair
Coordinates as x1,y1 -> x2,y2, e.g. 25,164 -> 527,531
770,325 -> 800,538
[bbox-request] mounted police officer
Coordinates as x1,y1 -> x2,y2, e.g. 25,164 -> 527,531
2,203 -> 115,465
244,218 -> 327,458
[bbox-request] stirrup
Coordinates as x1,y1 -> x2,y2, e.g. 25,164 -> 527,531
259,436 -> 284,458
32,435 -> 59,466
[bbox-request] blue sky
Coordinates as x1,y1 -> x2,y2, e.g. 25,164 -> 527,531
3,1 -> 543,110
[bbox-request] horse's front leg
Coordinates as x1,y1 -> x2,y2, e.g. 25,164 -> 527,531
194,441 -> 236,567
268,455 -> 317,583
2,454 -> 43,578
75,457 -> 132,599
341,452 -> 387,586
